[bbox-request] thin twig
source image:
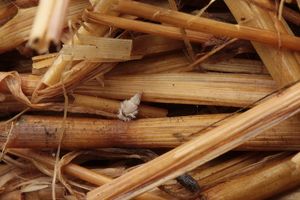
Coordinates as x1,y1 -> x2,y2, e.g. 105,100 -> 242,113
185,38 -> 238,71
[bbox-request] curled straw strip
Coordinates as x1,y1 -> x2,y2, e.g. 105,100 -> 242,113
0,71 -> 50,108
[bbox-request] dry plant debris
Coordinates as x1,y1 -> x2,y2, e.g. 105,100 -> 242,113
1,0 -> 300,199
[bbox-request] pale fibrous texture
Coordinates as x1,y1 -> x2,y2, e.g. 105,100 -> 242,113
118,93 -> 142,121
2,0 -> 300,199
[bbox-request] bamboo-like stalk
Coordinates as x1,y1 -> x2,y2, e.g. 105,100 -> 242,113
2,114 -> 300,150
86,78 -> 300,200
77,73 -> 275,107
73,94 -> 168,118
225,0 -> 300,86
114,0 -> 300,51
0,0 -> 89,53
6,73 -> 276,107
84,12 -> 215,44
201,153 -> 300,200
8,149 -> 167,200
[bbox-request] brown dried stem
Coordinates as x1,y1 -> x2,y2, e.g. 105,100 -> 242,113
1,114 -> 300,150
84,12 -> 214,44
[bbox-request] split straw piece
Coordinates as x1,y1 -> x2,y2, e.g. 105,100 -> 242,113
87,80 -> 300,199
8,149 -> 166,200
114,0 -> 300,51
2,114 -> 300,150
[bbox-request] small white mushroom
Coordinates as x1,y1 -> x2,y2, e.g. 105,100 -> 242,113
118,93 -> 142,121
